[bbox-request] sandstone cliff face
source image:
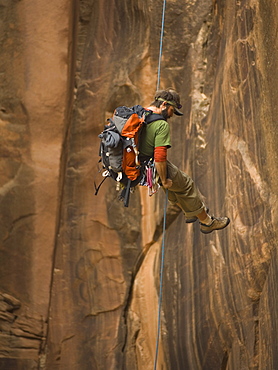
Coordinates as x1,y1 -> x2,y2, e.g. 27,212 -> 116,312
1,0 -> 278,369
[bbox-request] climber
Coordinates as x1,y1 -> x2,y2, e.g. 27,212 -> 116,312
139,88 -> 230,234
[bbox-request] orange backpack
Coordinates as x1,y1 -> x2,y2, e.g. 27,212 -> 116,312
96,105 -> 163,206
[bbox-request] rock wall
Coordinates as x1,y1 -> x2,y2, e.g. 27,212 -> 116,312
0,0 -> 74,368
1,0 -> 278,369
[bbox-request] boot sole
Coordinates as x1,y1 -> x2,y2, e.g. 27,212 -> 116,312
185,217 -> 198,223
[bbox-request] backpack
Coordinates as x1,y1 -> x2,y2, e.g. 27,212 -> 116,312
95,105 -> 163,207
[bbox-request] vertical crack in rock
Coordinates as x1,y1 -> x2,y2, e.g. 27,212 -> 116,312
120,203 -> 182,369
42,0 -> 80,363
133,203 -> 182,275
252,302 -> 259,369
221,351 -> 229,370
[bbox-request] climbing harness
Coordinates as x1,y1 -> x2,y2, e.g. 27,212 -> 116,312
154,2 -> 167,369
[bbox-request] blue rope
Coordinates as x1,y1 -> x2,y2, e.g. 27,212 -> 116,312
153,189 -> 168,370
153,3 -> 167,368
156,0 -> 167,91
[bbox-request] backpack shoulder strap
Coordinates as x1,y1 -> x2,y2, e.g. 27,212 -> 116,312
144,113 -> 165,124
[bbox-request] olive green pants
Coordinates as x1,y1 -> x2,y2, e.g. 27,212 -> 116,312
165,161 -> 205,217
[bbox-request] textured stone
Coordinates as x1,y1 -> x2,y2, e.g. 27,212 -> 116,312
1,0 -> 278,369
0,292 -> 44,362
0,0 -> 73,367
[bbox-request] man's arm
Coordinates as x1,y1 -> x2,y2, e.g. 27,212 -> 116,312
154,146 -> 172,189
155,161 -> 173,189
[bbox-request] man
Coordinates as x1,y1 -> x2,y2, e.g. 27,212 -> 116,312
140,88 -> 230,234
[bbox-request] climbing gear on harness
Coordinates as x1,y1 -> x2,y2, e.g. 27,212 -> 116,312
140,159 -> 160,196
200,216 -> 230,234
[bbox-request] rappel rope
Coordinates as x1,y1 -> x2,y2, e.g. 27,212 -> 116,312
156,0 -> 167,91
154,1 -> 167,369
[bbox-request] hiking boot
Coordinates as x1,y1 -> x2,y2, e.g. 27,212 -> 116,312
185,208 -> 209,223
200,216 -> 230,234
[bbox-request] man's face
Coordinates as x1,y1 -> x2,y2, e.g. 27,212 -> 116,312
162,105 -> 175,120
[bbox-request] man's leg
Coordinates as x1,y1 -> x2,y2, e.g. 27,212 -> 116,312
166,161 -> 206,217
166,162 -> 230,233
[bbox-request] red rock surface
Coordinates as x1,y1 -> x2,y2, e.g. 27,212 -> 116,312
1,0 -> 278,369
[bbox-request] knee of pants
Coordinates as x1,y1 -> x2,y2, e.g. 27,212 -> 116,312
169,172 -> 194,195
